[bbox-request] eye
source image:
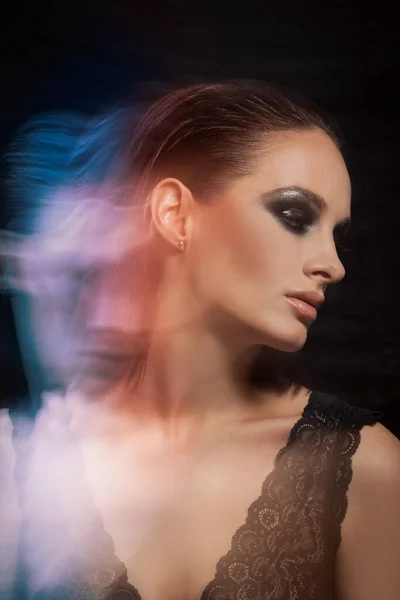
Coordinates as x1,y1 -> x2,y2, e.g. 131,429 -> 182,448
278,208 -> 314,235
333,222 -> 351,251
333,230 -> 351,253
44,269 -> 89,302
264,192 -> 318,236
333,232 -> 344,249
68,268 -> 97,298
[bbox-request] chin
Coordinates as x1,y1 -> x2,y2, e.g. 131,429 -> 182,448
257,322 -> 308,353
278,337 -> 307,353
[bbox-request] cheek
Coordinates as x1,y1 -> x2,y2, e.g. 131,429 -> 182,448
194,208 -> 297,295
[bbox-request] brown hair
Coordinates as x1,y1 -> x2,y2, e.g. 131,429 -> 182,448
123,80 -> 342,203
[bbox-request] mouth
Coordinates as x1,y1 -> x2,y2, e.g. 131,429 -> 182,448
285,291 -> 325,323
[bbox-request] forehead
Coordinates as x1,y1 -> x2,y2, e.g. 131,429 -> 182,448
30,186 -> 145,265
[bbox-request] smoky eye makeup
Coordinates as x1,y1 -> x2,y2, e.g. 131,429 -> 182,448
261,187 -> 321,235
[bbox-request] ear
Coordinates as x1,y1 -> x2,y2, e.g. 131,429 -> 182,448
0,231 -> 32,292
149,178 -> 193,251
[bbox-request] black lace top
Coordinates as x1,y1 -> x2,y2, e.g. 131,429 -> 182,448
10,391 -> 381,600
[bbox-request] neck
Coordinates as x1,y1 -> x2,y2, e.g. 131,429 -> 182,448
120,260 -> 260,426
120,312 -> 308,446
138,324 -> 258,421
66,325 -> 309,450
69,270 -> 309,447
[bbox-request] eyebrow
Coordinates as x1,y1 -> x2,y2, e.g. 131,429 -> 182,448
260,185 -> 351,230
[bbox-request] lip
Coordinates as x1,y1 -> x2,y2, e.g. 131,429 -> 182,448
286,291 -> 325,322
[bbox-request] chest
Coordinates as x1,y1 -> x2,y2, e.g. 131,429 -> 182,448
28,416 -> 338,600
59,419 -> 324,600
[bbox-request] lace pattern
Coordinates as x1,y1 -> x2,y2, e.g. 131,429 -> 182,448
199,393 -> 376,600
10,392 -> 380,600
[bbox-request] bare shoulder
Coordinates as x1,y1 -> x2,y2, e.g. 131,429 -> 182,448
352,421 -> 400,484
361,419 -> 400,451
335,420 -> 400,600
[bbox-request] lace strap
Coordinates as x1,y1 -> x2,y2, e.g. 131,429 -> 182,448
201,391 -> 381,600
302,391 -> 382,430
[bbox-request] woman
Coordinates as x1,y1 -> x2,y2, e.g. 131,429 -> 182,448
4,81 -> 400,600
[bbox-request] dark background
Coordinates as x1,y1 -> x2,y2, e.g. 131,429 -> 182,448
1,1 -> 399,435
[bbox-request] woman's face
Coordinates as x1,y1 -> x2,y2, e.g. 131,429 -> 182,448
188,128 -> 351,352
5,187 -> 146,393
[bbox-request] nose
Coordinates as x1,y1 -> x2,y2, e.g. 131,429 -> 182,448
303,237 -> 346,286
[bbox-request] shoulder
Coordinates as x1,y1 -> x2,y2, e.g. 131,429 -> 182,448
335,421 -> 400,599
343,419 -> 400,524
350,420 -> 400,510
353,420 -> 400,483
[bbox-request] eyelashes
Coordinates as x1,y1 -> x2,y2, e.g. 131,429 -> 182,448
266,196 -> 350,248
275,206 -> 315,235
333,226 -> 351,251
267,197 -> 316,236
